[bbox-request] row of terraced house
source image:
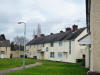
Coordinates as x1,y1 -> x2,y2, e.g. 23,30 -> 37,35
0,25 -> 88,64
26,25 -> 87,63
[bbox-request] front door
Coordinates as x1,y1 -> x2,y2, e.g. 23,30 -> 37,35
64,52 -> 68,62
82,54 -> 85,67
37,52 -> 41,59
41,52 -> 44,59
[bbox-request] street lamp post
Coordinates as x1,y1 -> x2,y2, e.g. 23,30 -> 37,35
18,22 -> 26,69
19,42 -> 20,58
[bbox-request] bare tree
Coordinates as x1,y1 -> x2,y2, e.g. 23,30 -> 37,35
13,36 -> 29,46
13,36 -> 20,45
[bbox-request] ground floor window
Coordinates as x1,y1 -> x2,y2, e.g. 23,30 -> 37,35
30,52 -> 31,55
58,52 -> 62,58
50,52 -> 55,58
1,51 -> 5,54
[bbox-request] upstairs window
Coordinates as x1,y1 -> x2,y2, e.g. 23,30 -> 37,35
42,44 -> 44,47
51,43 -> 54,47
46,47 -> 48,51
29,45 -> 31,48
50,52 -> 55,58
59,41 -> 63,46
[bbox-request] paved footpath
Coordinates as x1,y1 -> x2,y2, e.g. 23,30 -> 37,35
0,62 -> 42,75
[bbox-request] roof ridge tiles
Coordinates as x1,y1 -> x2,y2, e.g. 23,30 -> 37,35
27,27 -> 86,45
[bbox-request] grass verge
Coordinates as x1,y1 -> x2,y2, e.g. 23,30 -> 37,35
0,58 -> 37,70
7,60 -> 88,75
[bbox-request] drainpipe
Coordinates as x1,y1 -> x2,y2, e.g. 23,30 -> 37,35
69,40 -> 71,54
88,44 -> 91,70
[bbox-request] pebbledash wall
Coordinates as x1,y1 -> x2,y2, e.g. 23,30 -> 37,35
26,28 -> 87,63
90,0 -> 100,72
0,34 -> 11,58
0,47 -> 11,58
11,50 -> 24,58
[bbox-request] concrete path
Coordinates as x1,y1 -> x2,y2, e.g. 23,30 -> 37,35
0,62 -> 42,75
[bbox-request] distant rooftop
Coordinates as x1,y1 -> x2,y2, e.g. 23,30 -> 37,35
0,34 -> 10,47
27,25 -> 86,45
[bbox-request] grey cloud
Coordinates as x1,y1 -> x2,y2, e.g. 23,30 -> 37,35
0,0 -> 86,41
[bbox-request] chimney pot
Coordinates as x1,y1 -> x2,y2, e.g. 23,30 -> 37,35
40,34 -> 45,37
34,35 -> 38,38
72,24 -> 78,32
66,27 -> 71,32
50,33 -> 53,35
60,30 -> 64,33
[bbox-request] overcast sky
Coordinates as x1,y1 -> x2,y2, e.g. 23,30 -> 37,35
0,0 -> 86,41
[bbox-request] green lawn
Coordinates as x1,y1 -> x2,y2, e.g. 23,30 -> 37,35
0,58 -> 37,70
7,60 -> 88,75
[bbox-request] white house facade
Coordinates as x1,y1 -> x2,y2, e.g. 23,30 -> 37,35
0,34 -> 11,58
26,25 -> 87,63
79,34 -> 91,68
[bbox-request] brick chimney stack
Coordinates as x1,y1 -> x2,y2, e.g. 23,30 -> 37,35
0,34 -> 6,41
60,30 -> 64,33
66,27 -> 71,32
34,35 -> 38,39
72,24 -> 78,32
50,33 -> 53,35
40,34 -> 45,37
